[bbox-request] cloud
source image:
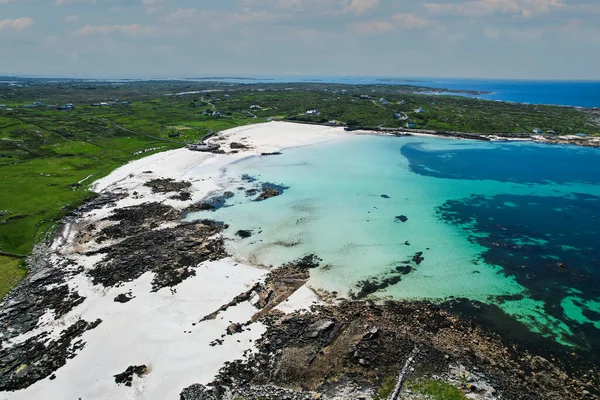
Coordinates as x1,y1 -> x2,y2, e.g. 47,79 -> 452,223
348,13 -> 431,35
142,0 -> 164,15
424,0 -> 563,18
165,8 -> 197,23
55,0 -> 98,4
390,13 -> 431,29
65,14 -> 79,22
71,24 -> 156,36
347,19 -> 394,35
0,17 -> 33,32
346,0 -> 379,15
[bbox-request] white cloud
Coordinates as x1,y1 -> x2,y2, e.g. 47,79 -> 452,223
347,19 -> 394,35
65,14 -> 79,22
346,0 -> 380,15
71,24 -> 156,36
425,0 -> 564,18
0,17 -> 33,32
348,13 -> 431,35
165,8 -> 197,23
390,13 -> 431,29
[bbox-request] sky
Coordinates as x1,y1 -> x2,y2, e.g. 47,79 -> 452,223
0,0 -> 599,80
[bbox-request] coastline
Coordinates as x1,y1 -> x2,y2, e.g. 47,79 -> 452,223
1,122 -> 598,399
0,122 -> 350,399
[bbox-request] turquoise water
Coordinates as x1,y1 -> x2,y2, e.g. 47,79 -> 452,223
187,135 -> 600,351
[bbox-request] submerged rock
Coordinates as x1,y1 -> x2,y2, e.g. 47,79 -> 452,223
395,215 -> 408,223
236,230 -> 253,239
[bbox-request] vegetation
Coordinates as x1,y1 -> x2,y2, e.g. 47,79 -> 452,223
374,375 -> 397,399
408,379 -> 468,400
1,78 -> 598,297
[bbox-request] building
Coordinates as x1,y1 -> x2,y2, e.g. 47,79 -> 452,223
414,108 -> 425,113
399,100 -> 406,105
532,128 -> 543,134
213,111 -> 224,117
360,95 -> 370,99
406,122 -> 417,129
380,98 -> 389,105
250,105 -> 261,110
305,109 -> 320,116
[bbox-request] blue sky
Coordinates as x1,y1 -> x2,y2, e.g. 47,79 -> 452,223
0,0 -> 599,79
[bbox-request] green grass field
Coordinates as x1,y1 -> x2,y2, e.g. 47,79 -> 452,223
0,80 -> 598,298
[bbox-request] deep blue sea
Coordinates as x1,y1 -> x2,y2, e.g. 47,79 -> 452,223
187,76 -> 600,108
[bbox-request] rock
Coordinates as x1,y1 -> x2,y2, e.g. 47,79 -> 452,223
395,215 -> 408,223
223,191 -> 235,199
363,327 -> 379,341
236,230 -> 253,239
114,293 -> 134,303
144,178 -> 191,194
381,194 -> 390,199
114,365 -> 148,387
230,142 -> 249,149
412,252 -> 424,265
179,384 -> 216,400
227,323 -> 243,335
305,320 -> 335,338
255,188 -> 281,201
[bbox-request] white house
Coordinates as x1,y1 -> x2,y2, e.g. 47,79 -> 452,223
406,122 -> 417,128
414,108 -> 425,113
250,105 -> 261,110
305,109 -> 320,116
532,128 -> 543,134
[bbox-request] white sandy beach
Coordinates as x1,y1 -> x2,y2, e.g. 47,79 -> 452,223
2,122 -> 343,400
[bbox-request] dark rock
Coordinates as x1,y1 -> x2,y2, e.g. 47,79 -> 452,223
0,319 -> 102,391
236,230 -> 253,239
255,188 -> 280,201
179,384 -> 216,400
88,220 -> 227,291
381,194 -> 390,199
170,191 -> 192,201
227,323 -> 243,335
261,152 -> 283,156
412,251 -> 424,265
223,191 -> 235,199
395,265 -> 414,275
395,215 -> 408,223
230,142 -> 249,149
114,365 -> 148,387
114,293 -> 134,303
144,178 -> 191,194
241,174 -> 257,183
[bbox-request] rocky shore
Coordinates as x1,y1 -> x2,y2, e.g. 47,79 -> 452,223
344,126 -> 600,147
179,262 -> 600,400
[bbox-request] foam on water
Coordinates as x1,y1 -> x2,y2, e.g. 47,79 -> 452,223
187,134 -> 600,350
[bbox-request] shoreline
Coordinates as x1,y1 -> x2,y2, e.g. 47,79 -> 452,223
1,122 -> 598,399
0,122 -> 350,399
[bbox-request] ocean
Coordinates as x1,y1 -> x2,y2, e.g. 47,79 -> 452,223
187,76 -> 600,108
187,135 -> 600,353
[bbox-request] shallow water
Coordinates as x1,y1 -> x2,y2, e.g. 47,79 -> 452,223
187,135 -> 600,351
